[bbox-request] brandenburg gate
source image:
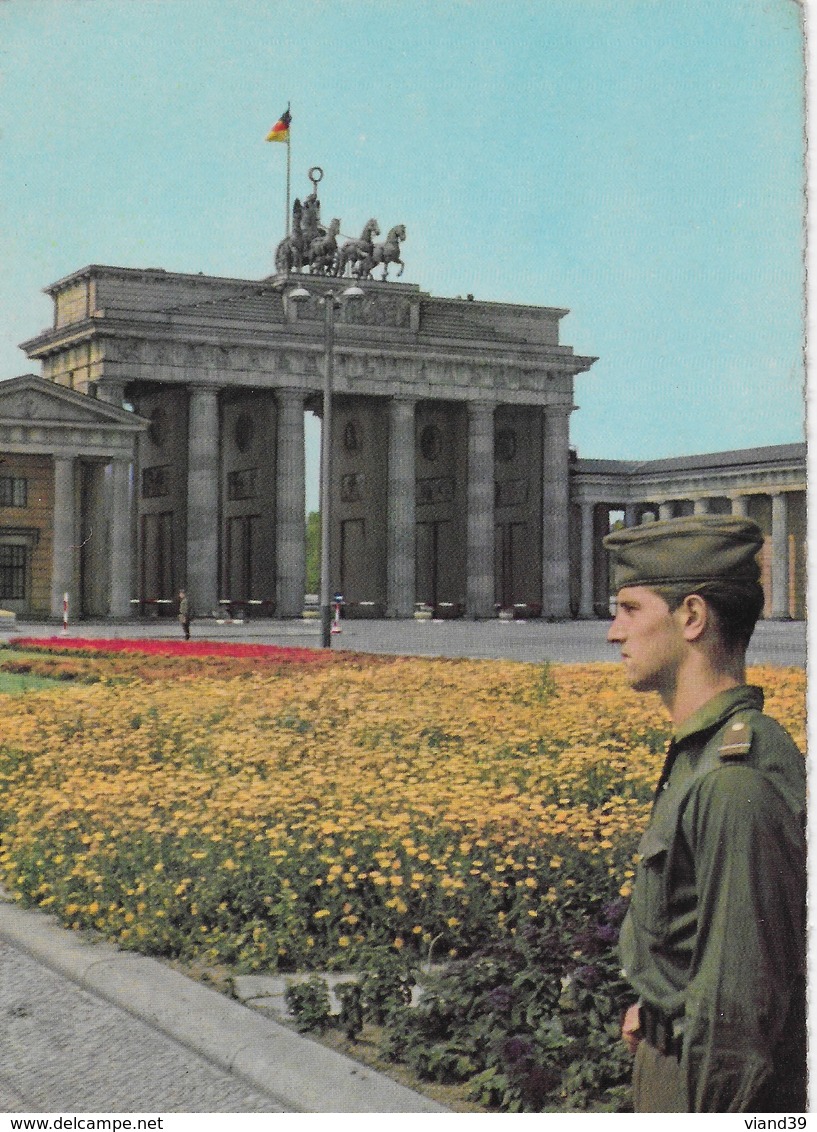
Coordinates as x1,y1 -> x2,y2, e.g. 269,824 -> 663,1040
18,172 -> 803,622
22,279 -> 596,621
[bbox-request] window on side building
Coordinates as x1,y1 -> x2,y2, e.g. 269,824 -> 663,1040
0,545 -> 27,600
0,477 -> 27,508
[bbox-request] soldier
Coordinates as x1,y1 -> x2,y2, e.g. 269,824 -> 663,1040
603,515 -> 806,1112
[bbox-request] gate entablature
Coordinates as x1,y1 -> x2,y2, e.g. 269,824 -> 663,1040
22,265 -> 596,410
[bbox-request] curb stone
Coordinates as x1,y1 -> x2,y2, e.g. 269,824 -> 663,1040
0,896 -> 447,1113
232,963 -> 443,1018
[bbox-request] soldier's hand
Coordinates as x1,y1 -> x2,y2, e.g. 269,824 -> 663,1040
621,1002 -> 642,1054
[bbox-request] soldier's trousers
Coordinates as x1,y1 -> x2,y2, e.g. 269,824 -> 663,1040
632,1041 -> 685,1112
632,1036 -> 807,1113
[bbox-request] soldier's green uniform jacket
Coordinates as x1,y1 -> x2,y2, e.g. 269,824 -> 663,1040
619,683 -> 807,1112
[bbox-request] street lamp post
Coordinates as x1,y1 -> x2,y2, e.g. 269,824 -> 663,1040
288,283 -> 363,646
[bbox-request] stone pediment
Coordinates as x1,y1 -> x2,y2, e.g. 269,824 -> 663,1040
0,374 -> 146,431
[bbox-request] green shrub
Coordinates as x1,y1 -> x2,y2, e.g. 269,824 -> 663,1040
284,975 -> 333,1033
335,981 -> 364,1039
358,946 -> 417,1024
380,899 -> 633,1112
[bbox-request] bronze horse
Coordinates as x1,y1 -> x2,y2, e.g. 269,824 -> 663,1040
359,224 -> 406,280
308,218 -> 341,275
274,198 -> 305,274
335,218 -> 380,277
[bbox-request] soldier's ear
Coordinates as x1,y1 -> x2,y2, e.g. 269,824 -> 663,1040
678,593 -> 709,643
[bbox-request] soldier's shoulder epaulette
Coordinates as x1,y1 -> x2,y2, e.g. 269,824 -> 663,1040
718,715 -> 754,760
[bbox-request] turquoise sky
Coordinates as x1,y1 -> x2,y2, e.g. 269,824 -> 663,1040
0,0 -> 806,508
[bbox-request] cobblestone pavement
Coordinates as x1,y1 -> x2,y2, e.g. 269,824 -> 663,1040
0,941 -> 282,1113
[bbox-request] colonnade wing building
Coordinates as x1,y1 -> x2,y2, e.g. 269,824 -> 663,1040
571,445 -> 806,622
14,263 -> 805,622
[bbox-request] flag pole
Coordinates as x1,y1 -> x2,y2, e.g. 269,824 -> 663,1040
267,105 -> 292,252
285,102 -> 291,239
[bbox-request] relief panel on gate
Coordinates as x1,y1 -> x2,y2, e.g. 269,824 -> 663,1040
414,403 -> 467,607
221,393 -> 276,606
493,407 -> 542,611
332,397 -> 388,610
133,386 -> 189,609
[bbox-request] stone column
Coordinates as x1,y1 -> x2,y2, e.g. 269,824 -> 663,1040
658,502 -> 674,521
51,455 -> 75,618
578,501 -> 596,619
186,385 -> 220,616
730,494 -> 749,517
541,404 -> 572,619
771,492 -> 790,619
109,458 -> 133,618
467,401 -> 495,618
624,504 -> 638,527
275,389 -> 307,618
387,397 -> 416,618
693,497 -> 710,515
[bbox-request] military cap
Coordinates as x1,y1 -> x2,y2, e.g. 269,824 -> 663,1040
603,514 -> 764,592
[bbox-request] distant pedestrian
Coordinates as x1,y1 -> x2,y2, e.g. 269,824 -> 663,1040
178,590 -> 191,640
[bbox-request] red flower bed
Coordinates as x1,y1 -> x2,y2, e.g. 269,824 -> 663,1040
11,637 -> 341,664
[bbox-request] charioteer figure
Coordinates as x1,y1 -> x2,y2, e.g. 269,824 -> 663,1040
274,168 -> 406,281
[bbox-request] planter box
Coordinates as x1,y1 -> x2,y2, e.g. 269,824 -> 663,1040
514,603 -> 542,620
342,601 -> 383,620
434,602 -> 464,620
218,599 -> 276,620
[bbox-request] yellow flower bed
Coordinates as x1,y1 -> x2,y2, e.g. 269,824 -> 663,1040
0,656 -> 804,971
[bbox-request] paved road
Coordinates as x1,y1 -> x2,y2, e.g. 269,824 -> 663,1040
5,615 -> 807,667
0,940 -> 278,1113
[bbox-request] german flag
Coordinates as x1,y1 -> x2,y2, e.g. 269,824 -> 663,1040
266,107 -> 291,143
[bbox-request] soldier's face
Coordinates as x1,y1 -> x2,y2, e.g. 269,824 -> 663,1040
607,586 -> 687,693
